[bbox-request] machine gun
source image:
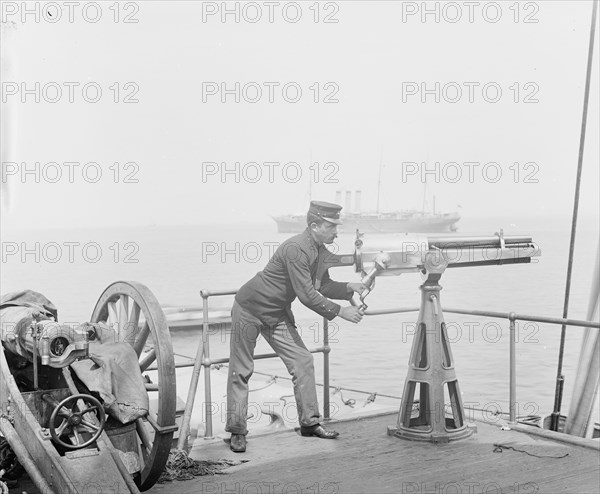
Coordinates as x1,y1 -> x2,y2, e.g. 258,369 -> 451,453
329,229 -> 539,310
319,229 -> 539,310
327,230 -> 539,442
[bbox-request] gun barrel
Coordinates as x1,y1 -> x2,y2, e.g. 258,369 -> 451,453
428,235 -> 532,249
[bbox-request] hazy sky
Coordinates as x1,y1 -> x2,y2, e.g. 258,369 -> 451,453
1,0 -> 598,229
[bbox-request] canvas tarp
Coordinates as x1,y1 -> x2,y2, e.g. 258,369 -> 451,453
71,342 -> 149,424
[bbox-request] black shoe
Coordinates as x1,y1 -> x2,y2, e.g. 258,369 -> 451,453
300,424 -> 339,439
230,433 -> 247,452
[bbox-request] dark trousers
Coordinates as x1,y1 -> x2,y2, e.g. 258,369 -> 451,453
226,301 -> 321,435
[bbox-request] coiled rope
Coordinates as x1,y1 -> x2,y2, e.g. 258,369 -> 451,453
158,449 -> 248,483
0,437 -> 24,482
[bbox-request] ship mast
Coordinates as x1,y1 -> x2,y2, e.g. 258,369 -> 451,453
308,149 -> 313,202
376,149 -> 383,213
422,138 -> 430,214
551,0 -> 598,433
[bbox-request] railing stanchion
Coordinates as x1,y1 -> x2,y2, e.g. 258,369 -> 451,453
323,317 -> 330,421
201,290 -> 214,438
177,327 -> 204,450
509,313 -> 517,423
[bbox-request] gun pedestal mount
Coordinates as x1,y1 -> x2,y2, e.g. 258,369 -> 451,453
388,251 -> 473,443
328,230 -> 540,443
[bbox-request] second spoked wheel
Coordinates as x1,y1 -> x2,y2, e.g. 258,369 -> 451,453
47,394 -> 106,450
90,281 -> 176,491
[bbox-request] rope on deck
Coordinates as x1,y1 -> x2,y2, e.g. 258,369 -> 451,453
157,449 -> 248,483
493,443 -> 569,459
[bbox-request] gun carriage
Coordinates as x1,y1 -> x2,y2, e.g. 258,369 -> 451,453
0,281 -> 177,493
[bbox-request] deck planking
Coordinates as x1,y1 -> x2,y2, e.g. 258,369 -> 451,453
151,412 -> 600,494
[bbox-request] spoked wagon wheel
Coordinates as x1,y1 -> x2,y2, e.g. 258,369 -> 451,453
90,281 -> 176,491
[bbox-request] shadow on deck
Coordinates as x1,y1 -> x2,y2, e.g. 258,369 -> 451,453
150,412 -> 599,494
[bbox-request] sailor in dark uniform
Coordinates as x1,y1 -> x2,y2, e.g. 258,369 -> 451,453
226,201 -> 367,452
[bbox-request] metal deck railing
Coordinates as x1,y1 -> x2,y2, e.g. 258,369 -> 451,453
175,289 -> 600,445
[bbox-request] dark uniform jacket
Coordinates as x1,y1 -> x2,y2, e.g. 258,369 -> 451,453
235,228 -> 352,326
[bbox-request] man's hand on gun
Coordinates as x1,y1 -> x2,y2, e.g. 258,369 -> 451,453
338,306 -> 365,323
347,282 -> 368,295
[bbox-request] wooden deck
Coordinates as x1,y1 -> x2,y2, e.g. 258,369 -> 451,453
151,412 -> 600,494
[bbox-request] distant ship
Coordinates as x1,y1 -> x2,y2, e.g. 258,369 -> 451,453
273,190 -> 460,234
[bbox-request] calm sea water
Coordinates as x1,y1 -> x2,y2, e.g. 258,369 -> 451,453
2,216 -> 598,422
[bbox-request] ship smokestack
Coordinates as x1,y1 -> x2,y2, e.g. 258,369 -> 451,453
335,190 -> 342,206
355,190 -> 362,213
345,191 -> 352,214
